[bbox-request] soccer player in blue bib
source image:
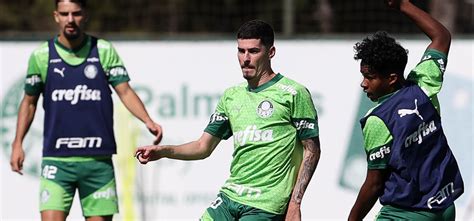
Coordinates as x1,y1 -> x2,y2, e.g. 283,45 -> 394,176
9,0 -> 163,220
348,1 -> 464,220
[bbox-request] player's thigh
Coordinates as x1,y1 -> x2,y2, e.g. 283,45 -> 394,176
240,206 -> 284,221
200,194 -> 234,221
40,159 -> 77,213
377,204 -> 455,221
77,159 -> 118,217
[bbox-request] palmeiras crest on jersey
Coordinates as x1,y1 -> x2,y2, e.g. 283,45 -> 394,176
257,100 -> 274,118
84,64 -> 98,79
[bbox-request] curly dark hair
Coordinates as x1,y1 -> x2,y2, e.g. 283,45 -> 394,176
354,31 -> 408,77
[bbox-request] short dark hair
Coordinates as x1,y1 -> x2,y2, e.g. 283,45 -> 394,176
354,31 -> 408,77
237,20 -> 275,49
56,0 -> 87,9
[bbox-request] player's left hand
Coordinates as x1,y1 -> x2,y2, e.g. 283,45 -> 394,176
146,121 -> 163,145
285,201 -> 301,221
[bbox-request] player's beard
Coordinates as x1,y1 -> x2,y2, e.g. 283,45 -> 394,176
63,26 -> 82,40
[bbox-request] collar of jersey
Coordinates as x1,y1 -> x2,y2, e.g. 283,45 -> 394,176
247,73 -> 283,93
376,90 -> 399,104
54,35 -> 90,54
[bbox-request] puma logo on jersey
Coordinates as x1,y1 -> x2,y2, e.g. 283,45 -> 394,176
53,67 -> 65,77
234,125 -> 273,146
398,99 -> 423,120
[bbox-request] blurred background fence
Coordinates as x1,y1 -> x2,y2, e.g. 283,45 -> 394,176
0,0 -> 472,40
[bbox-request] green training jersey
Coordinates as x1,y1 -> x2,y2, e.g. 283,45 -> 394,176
362,49 -> 447,169
205,73 -> 319,214
24,35 -> 130,95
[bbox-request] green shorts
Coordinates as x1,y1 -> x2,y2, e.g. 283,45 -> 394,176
39,157 -> 119,217
376,204 -> 455,221
200,193 -> 284,221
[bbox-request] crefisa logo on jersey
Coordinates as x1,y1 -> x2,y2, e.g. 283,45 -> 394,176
84,64 -> 98,79
257,100 -> 273,118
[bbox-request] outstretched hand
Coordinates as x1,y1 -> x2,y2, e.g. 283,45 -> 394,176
146,121 -> 163,145
135,145 -> 163,164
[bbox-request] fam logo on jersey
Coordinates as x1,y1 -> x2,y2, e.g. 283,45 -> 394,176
84,64 -> 98,79
256,100 -> 273,118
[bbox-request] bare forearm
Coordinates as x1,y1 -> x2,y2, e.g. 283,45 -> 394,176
158,133 -> 220,161
290,137 -> 321,204
159,142 -> 210,160
348,169 -> 386,221
400,1 -> 451,53
348,182 -> 381,221
119,89 -> 153,123
13,96 -> 38,144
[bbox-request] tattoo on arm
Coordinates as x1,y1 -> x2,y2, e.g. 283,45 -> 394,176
292,137 -> 321,204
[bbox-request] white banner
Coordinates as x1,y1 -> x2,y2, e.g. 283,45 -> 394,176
1,40 -> 472,220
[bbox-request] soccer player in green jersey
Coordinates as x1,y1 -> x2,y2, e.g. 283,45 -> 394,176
348,0 -> 464,220
135,20 -> 321,221
10,0 -> 163,220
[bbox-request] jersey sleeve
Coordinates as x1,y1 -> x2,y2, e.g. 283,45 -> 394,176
97,39 -> 130,87
24,44 -> 49,96
363,115 -> 393,169
406,49 -> 447,98
291,87 -> 319,140
204,91 -> 233,140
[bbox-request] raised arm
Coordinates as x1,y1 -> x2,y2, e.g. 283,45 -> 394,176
114,82 -> 163,144
286,136 -> 321,221
135,132 -> 221,164
11,94 -> 40,175
388,0 -> 451,54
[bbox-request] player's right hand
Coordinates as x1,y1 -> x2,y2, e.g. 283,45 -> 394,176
135,145 -> 162,164
10,143 -> 25,175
